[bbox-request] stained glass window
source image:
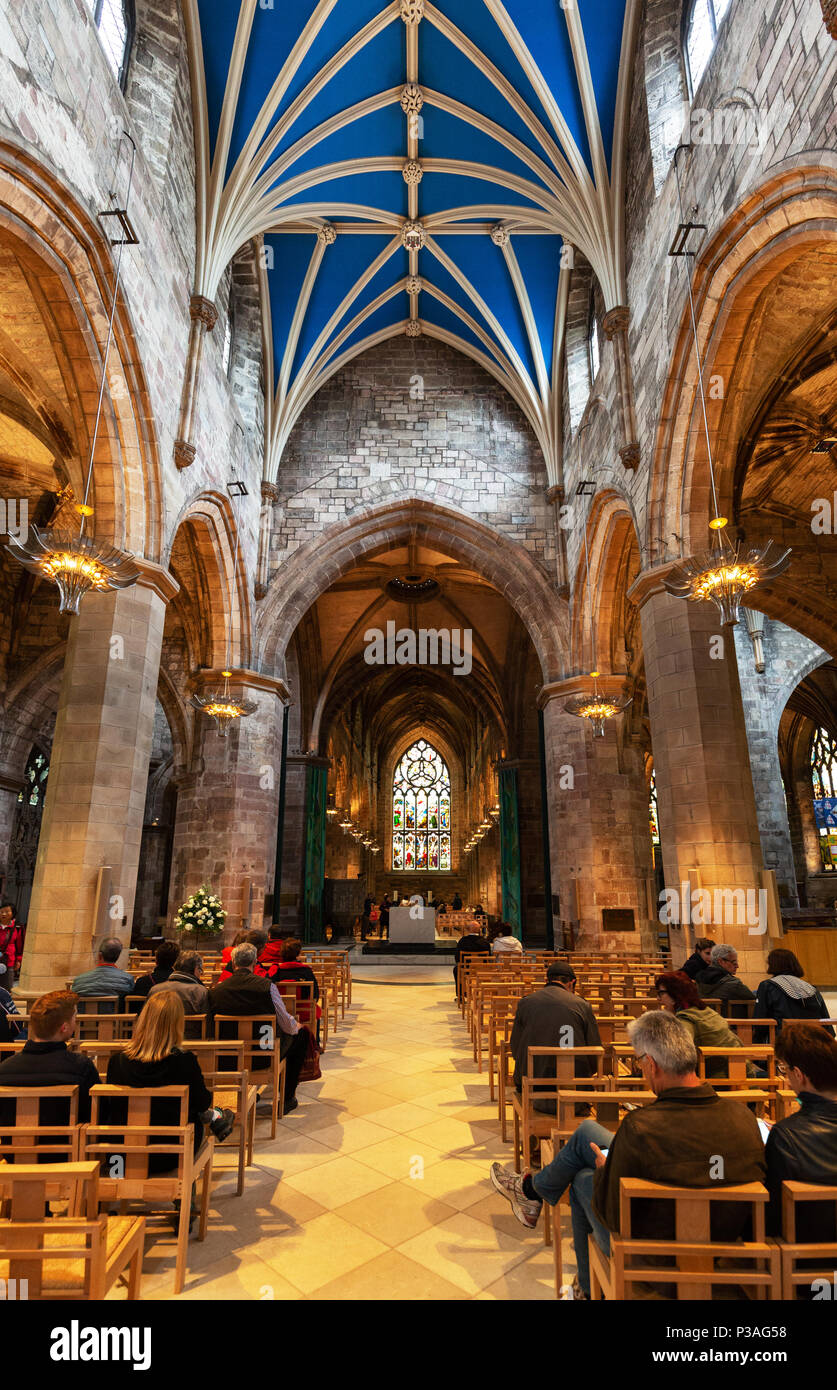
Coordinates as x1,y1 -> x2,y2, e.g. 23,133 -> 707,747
17,747 -> 49,810
811,726 -> 837,871
649,770 -> 660,848
589,290 -> 600,382
392,739 -> 451,871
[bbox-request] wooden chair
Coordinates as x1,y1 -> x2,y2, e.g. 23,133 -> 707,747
213,1014 -> 285,1138
0,1160 -> 145,1299
778,1180 -> 837,1299
511,1047 -> 606,1173
82,1083 -> 214,1296
727,1016 -> 778,1046
588,1177 -> 780,1300
696,1045 -> 777,1091
0,1086 -> 81,1168
274,981 -> 325,1051
73,1013 -> 137,1043
188,1041 -> 257,1197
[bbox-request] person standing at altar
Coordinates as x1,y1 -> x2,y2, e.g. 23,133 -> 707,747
452,892 -> 463,911
0,902 -> 23,983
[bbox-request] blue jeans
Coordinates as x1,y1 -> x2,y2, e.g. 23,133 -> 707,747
530,1118 -> 613,1299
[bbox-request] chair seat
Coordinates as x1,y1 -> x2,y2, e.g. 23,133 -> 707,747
0,1216 -> 139,1290
214,1085 -> 258,1114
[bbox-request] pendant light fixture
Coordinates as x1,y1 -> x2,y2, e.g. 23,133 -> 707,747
565,482 -> 632,737
6,133 -> 141,613
191,479 -> 257,737
663,148 -> 790,625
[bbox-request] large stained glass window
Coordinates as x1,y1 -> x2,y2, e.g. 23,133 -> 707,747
811,726 -> 837,871
648,769 -> 660,848
392,739 -> 451,872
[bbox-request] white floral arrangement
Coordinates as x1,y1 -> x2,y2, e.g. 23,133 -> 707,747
174,884 -> 226,938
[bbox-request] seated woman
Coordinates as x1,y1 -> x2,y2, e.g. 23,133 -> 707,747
655,969 -> 757,1078
264,937 -> 321,1039
105,992 -> 234,1178
132,940 -> 180,1001
754,948 -> 834,1036
218,930 -> 248,982
489,922 -> 523,956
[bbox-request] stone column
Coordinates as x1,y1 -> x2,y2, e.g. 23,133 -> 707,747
602,306 -> 640,471
254,481 -> 279,600
545,485 -> 570,596
18,562 -> 178,996
540,677 -> 655,953
173,294 -> 218,470
168,670 -> 288,938
629,566 -> 767,980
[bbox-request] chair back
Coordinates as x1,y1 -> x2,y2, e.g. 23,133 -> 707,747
84,1084 -> 193,1198
0,1160 -> 108,1298
0,1086 -> 80,1164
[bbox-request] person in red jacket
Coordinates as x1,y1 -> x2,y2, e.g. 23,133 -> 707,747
218,930 -> 248,982
260,935 -> 321,1037
0,903 -> 23,983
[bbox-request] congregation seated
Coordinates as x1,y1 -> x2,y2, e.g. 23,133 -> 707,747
695,942 -> 756,1014
766,1022 -> 837,1242
0,982 -> 24,1043
209,941 -> 308,1114
0,989 -> 99,1121
679,937 -> 715,981
257,925 -> 290,974
491,1010 -> 765,1298
219,930 -> 248,981
490,921 -> 523,956
149,950 -> 210,1015
453,921 -> 490,991
259,935 -> 319,999
510,961 -> 601,1113
132,940 -> 180,1000
754,948 -> 834,1035
72,935 -> 135,999
654,969 -> 757,1077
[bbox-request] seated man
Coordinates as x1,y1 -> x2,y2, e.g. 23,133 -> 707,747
132,940 -> 180,1000
695,942 -> 756,1016
765,1022 -> 837,1242
491,1010 -> 765,1298
510,961 -> 601,1113
209,942 -> 309,1115
149,950 -> 210,1015
0,989 -> 99,1122
71,936 -> 135,1000
453,921 -> 490,993
257,925 -> 289,975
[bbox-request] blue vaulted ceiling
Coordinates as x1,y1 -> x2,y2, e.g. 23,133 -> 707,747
188,0 -> 635,478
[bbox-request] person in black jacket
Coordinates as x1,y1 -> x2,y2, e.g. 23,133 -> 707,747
765,1023 -> 837,1247
680,937 -> 715,980
695,942 -> 756,1015
0,989 -> 98,1124
510,962 -> 601,1112
754,948 -> 834,1036
105,991 -> 234,1173
0,983 -> 24,1043
131,940 -> 180,1002
453,923 -> 489,993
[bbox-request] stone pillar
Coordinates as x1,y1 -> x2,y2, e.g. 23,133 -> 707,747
168,669 -> 288,938
173,294 -> 218,470
545,485 -> 570,596
602,305 -> 640,471
276,753 -> 311,933
540,677 -> 655,953
18,562 -> 178,996
629,566 -> 767,980
255,481 -> 278,600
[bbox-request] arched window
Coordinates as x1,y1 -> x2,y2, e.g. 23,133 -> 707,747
588,290 -> 600,383
86,0 -> 134,90
810,725 -> 837,871
684,0 -> 731,96
222,308 -> 234,378
392,739 -> 451,872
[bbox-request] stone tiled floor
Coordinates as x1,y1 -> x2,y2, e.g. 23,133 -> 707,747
127,970 -> 569,1300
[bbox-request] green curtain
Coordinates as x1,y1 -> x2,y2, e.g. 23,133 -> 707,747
499,764 -> 522,938
303,763 -> 327,943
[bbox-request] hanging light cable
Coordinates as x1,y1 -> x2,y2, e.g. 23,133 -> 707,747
565,485 -> 632,737
191,477 -> 257,737
6,133 -> 141,613
663,148 -> 790,625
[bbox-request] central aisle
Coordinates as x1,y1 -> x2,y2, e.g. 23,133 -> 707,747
140,970 -> 562,1299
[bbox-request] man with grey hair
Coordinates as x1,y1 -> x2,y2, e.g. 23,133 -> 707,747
491,1009 -> 764,1297
695,942 -> 756,1016
149,951 -> 209,1014
208,941 -> 309,1115
71,936 -> 135,1000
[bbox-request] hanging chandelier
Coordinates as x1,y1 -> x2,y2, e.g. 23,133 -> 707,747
191,479 -> 256,737
565,488 -> 632,737
6,134 -> 141,614
663,151 -> 790,625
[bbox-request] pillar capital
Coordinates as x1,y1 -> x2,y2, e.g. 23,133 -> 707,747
538,672 -> 630,709
261,481 -> 280,504
189,294 -> 218,331
627,560 -> 684,610
132,556 -> 180,606
602,304 -> 630,340
192,667 -> 291,703
545,484 -> 564,505
174,440 -> 197,471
